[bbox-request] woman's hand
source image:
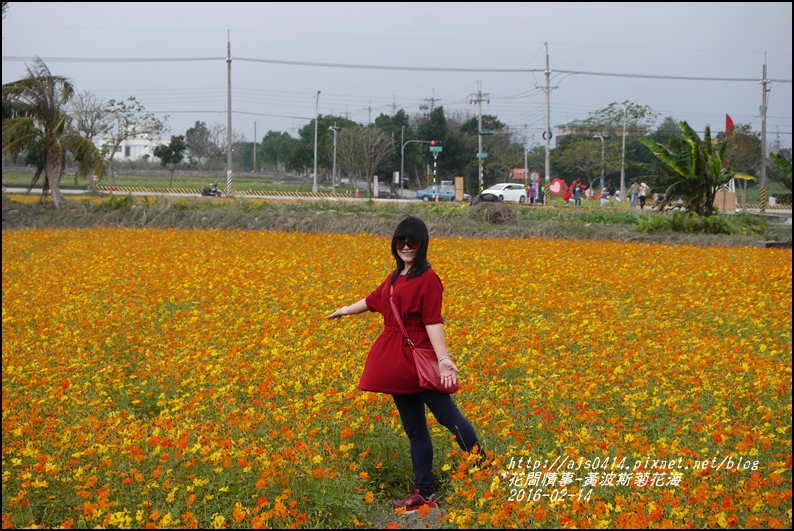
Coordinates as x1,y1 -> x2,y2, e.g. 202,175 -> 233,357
439,358 -> 459,387
327,299 -> 368,320
326,307 -> 346,320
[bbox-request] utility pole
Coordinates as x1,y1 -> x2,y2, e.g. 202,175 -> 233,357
313,90 -> 321,193
424,89 -> 441,114
620,102 -> 627,199
401,126 -> 404,198
253,121 -> 256,173
543,43 -> 552,205
329,123 -> 340,193
759,58 -> 770,213
226,30 -> 233,196
468,82 -> 490,194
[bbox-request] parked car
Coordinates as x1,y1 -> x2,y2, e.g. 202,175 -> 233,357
481,183 -> 528,203
416,184 -> 471,202
470,192 -> 503,206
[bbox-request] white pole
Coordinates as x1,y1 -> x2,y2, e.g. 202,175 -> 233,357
544,43 -> 551,205
331,124 -> 338,193
400,126 -> 404,198
226,31 -> 233,196
313,90 -> 320,193
620,103 -> 627,198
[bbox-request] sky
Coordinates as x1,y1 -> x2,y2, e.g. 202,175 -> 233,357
2,2 -> 792,150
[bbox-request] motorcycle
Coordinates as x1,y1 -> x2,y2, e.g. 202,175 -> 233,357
201,181 -> 223,197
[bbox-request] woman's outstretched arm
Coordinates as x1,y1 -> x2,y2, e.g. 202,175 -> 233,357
326,298 -> 369,319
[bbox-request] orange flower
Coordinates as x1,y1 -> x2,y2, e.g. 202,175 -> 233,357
1,227 -> 790,529
232,504 -> 247,524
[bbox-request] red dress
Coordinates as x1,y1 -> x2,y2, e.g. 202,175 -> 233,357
358,269 -> 445,394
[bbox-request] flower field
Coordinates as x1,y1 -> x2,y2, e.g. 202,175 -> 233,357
2,227 -> 791,529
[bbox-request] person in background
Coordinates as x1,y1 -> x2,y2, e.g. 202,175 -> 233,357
573,179 -> 584,206
629,180 -> 640,209
607,182 -> 617,204
326,216 -> 488,514
639,183 -> 649,209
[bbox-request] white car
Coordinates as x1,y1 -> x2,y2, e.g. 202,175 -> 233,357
481,183 -> 527,203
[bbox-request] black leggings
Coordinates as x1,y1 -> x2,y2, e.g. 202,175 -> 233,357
392,392 -> 484,498
639,196 -> 646,209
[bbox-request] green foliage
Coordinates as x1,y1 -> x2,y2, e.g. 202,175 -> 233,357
633,121 -> 735,217
185,121 -> 212,162
105,193 -> 135,211
720,124 -> 762,175
2,58 -> 105,207
770,151 -> 792,192
515,207 -> 640,225
102,96 -> 167,174
22,137 -> 43,166
637,212 -> 767,235
153,135 -> 186,167
257,130 -> 301,171
4,193 -> 788,245
153,135 -> 187,185
578,210 -> 641,225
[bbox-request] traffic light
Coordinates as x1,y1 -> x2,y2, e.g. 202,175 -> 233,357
430,140 -> 442,146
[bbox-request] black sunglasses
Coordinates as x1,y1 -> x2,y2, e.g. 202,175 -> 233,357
394,239 -> 420,250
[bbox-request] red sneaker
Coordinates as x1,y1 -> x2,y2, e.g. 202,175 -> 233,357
391,488 -> 437,513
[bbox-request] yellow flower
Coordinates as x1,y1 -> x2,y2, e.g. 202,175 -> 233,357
210,513 -> 226,528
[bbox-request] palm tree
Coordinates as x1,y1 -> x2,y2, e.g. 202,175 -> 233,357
632,121 -> 734,217
2,58 -> 103,207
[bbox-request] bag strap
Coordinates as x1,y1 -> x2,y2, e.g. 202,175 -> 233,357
389,284 -> 415,347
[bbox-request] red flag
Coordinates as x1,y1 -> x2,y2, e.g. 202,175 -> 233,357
726,114 -> 735,137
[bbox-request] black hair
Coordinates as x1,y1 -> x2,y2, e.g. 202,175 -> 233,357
390,216 -> 431,284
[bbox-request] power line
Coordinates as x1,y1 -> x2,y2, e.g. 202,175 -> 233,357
4,54 -> 790,82
2,55 -> 223,63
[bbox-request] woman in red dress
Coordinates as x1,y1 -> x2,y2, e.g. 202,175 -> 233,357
327,216 -> 487,513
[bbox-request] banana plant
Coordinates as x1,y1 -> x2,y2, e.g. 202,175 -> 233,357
769,152 -> 792,192
631,121 -> 735,216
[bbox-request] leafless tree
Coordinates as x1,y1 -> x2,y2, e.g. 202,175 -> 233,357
206,122 -> 243,165
102,96 -> 167,186
69,91 -> 111,185
337,126 -> 394,197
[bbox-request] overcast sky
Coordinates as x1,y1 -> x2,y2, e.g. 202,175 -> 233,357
2,2 -> 792,149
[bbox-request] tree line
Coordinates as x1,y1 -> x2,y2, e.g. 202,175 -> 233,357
3,58 -> 791,213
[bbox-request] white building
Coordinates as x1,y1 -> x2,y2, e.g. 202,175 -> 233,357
96,135 -> 167,161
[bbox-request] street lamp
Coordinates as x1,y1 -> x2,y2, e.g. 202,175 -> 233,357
329,124 -> 340,193
312,90 -> 320,193
594,135 -> 605,188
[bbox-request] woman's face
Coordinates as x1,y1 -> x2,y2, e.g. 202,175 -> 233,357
394,238 -> 420,265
